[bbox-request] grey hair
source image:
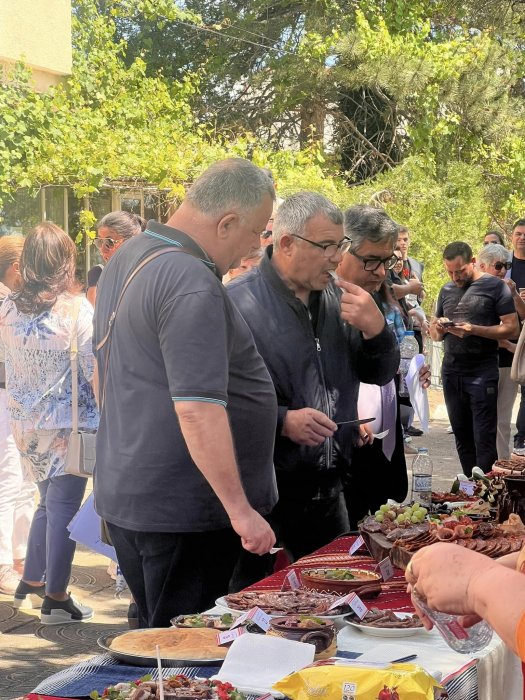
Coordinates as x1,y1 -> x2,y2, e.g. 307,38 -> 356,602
96,211 -> 146,239
478,243 -> 510,266
186,158 -> 275,216
273,192 -> 343,248
343,205 -> 399,251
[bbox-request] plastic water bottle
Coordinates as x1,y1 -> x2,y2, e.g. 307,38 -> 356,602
411,590 -> 493,653
411,448 -> 433,508
398,330 -> 419,397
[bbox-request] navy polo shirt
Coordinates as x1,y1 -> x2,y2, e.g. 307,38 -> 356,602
92,221 -> 278,532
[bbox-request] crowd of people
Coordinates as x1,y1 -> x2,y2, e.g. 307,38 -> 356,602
0,157 -> 523,663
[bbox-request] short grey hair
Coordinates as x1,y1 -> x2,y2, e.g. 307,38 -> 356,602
344,205 -> 399,251
97,211 -> 146,239
273,192 -> 343,248
478,243 -> 510,266
186,158 -> 275,216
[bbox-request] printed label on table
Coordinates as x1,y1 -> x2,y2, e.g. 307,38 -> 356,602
281,568 -> 301,591
458,481 -> 476,496
217,627 -> 246,645
230,606 -> 271,631
348,593 -> 368,619
328,592 -> 368,619
377,557 -> 394,581
445,619 -> 470,640
349,535 -> 367,556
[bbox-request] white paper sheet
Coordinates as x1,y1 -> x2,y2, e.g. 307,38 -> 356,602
357,383 -> 382,433
211,633 -> 315,697
406,353 -> 430,433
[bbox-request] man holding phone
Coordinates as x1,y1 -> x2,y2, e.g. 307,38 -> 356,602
430,241 -> 518,476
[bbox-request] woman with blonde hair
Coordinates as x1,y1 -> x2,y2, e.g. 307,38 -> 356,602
0,223 -> 98,623
0,235 -> 36,595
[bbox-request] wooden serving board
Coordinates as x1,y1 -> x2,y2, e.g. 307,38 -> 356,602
390,545 -> 412,571
360,529 -> 393,563
360,529 -> 414,570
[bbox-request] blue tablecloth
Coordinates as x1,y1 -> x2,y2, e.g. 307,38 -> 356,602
31,650 -> 477,700
32,654 -> 219,697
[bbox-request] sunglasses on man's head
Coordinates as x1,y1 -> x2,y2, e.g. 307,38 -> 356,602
494,261 -> 512,271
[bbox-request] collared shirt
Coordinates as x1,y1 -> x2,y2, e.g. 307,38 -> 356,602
92,221 -> 278,532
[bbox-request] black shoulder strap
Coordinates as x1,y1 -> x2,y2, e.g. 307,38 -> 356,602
96,245 -> 194,408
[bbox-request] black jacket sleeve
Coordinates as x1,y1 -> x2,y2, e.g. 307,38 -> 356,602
354,322 -> 400,386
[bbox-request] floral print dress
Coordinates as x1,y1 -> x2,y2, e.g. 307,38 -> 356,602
0,293 -> 98,482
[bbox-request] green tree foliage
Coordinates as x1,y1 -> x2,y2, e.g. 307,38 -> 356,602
3,0 -> 525,308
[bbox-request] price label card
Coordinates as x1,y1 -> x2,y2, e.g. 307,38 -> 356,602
378,557 -> 394,581
458,481 -> 476,496
281,568 -> 301,591
246,606 -> 271,631
329,592 -> 368,618
348,593 -> 368,620
349,535 -> 367,556
230,606 -> 271,631
217,627 -> 245,646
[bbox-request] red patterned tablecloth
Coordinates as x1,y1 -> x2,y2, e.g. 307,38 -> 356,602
246,535 -> 414,612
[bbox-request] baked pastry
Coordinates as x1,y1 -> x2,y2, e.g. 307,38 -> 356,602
110,627 -> 228,660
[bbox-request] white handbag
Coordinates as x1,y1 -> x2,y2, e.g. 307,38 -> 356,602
64,297 -> 97,477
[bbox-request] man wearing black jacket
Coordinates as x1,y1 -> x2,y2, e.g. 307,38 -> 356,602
227,192 -> 399,562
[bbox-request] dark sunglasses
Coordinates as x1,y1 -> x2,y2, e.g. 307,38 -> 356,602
494,261 -> 512,271
93,237 -> 118,250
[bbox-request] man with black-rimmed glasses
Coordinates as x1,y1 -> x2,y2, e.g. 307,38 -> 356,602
227,192 -> 398,574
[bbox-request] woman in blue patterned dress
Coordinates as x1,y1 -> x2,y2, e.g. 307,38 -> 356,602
0,223 -> 98,624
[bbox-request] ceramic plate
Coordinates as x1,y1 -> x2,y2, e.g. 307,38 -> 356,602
214,596 -> 348,621
97,631 -> 225,667
343,612 -> 424,638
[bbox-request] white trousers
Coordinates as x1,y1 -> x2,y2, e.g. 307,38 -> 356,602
0,389 -> 36,565
497,367 -> 519,460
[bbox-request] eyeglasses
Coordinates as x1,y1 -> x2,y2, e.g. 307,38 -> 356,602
494,261 -> 512,271
291,234 -> 353,258
92,237 -> 119,250
350,250 -> 398,272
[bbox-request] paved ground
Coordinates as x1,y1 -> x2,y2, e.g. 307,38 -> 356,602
0,386 -> 507,699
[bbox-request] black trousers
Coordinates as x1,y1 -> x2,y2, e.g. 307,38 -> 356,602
229,488 -> 349,591
344,400 -> 408,529
442,370 -> 498,476
107,523 -> 241,628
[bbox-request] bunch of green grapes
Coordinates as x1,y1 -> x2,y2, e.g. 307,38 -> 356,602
374,502 -> 428,525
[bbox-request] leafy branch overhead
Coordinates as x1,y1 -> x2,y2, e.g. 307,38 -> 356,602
2,0 -> 525,307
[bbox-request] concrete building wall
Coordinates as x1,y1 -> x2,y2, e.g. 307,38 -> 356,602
0,0 -> 72,90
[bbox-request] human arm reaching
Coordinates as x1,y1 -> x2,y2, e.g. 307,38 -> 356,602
405,542 -> 525,658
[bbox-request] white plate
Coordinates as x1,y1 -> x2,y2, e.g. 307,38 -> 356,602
215,596 -> 348,621
344,611 -> 424,637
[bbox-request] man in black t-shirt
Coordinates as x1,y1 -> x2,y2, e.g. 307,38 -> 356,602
508,219 -> 525,455
93,159 -> 278,628
430,242 -> 518,475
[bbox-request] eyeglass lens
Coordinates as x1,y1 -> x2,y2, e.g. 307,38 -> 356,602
363,255 -> 397,271
94,238 -> 115,249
